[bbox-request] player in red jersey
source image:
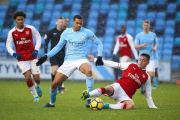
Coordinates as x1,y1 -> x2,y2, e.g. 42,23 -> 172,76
81,53 -> 157,109
113,25 -> 138,63
6,11 -> 42,102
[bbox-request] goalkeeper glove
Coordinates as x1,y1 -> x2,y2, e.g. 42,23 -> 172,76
36,55 -> 47,66
95,56 -> 104,66
13,53 -> 22,60
31,50 -> 38,57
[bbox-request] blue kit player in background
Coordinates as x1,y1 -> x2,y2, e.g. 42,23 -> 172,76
36,15 -> 104,107
134,20 -> 157,94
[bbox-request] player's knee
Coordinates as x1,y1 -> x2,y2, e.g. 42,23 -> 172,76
126,103 -> 135,109
85,69 -> 92,76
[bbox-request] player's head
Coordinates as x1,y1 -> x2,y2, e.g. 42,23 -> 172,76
138,53 -> 150,69
13,11 -> 26,28
63,18 -> 69,29
142,20 -> 150,32
73,15 -> 83,31
56,16 -> 64,29
120,25 -> 126,35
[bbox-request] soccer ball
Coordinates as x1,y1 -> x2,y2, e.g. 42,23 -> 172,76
90,98 -> 103,110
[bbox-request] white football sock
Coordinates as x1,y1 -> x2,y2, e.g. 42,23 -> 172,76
109,103 -> 126,109
29,85 -> 38,98
89,88 -> 102,97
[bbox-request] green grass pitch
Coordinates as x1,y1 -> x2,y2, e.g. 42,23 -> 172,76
0,80 -> 180,120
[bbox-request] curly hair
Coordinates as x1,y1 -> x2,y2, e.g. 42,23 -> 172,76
13,11 -> 26,19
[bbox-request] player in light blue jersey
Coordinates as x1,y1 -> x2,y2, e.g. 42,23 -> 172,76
36,15 -> 104,107
134,20 -> 157,94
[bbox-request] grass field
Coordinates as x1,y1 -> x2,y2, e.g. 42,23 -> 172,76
0,80 -> 180,120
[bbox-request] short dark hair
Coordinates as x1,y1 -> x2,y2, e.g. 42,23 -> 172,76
57,16 -> 64,20
73,15 -> 83,21
13,11 -> 26,19
140,53 -> 150,61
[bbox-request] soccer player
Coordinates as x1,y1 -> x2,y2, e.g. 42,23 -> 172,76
36,15 -> 104,107
81,54 -> 157,109
44,16 -> 66,93
63,18 -> 69,29
134,20 -> 157,94
6,11 -> 42,102
112,25 -> 138,63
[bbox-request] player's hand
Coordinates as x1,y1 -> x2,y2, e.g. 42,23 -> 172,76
36,55 -> 47,66
96,56 -> 104,66
13,53 -> 22,60
87,54 -> 95,62
152,48 -> 156,51
112,54 -> 116,61
142,43 -> 148,47
31,50 -> 38,57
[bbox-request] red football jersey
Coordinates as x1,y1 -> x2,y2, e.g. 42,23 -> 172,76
116,63 -> 149,99
6,25 -> 41,61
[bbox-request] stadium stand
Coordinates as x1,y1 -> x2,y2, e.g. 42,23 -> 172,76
0,0 -> 179,69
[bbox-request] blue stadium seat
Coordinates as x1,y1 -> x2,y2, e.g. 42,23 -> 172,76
110,4 -> 119,11
119,0 -> 129,4
70,11 -> 79,19
178,0 -> 180,4
162,49 -> 172,56
32,20 -> 41,30
103,49 -> 111,59
166,20 -> 175,28
116,20 -> 126,30
104,35 -> 114,44
87,20 -> 97,28
164,36 -> 174,44
127,28 -> 135,37
156,12 -> 166,20
46,0 -> 55,4
103,43 -> 112,50
90,4 -> 99,11
174,37 -> 180,44
10,0 -> 19,6
137,3 -> 147,11
63,0 -> 73,5
106,19 -> 116,28
0,5 -> 8,12
98,37 -> 104,43
72,3 -> 81,11
155,20 -> 165,30
147,0 -> 156,5
164,28 -> 174,37
44,4 -> 53,12
126,20 -> 135,28
166,3 -> 176,13
105,28 -> 115,36
172,62 -> 180,70
119,3 -> 128,11
157,0 -> 167,5
42,12 -> 51,22
158,37 -> 164,44
49,19 -> 57,29
26,4 -> 35,12
135,28 -> 143,35
34,4 -> 44,14
25,19 -> 31,25
36,0 -> 46,4
162,56 -> 172,61
17,4 -> 26,11
146,12 -> 156,22
26,11 -> 34,19
89,11 -> 98,19
19,0 -> 28,4
0,20 -> 3,28
100,3 -> 109,14
157,43 -> 163,51
61,12 -> 70,18
135,20 -> 143,29
1,28 -> 10,39
176,12 -> 180,21
0,11 -> 6,20
52,11 -> 60,19
108,11 -> 117,19
163,43 -> 173,50
117,11 -> 127,20
54,4 -> 63,11
136,12 -> 146,20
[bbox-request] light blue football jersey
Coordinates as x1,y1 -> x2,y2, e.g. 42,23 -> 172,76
135,31 -> 157,60
47,27 -> 103,61
153,37 -> 159,60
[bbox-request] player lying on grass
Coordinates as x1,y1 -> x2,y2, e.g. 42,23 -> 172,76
81,53 -> 157,109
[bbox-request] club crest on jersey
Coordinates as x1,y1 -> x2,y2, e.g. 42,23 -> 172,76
142,74 -> 146,78
81,36 -> 85,40
53,33 -> 57,35
26,31 -> 29,35
151,38 -> 154,41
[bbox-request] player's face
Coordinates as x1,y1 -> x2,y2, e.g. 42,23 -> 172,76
73,18 -> 83,31
120,26 -> 126,34
56,19 -> 64,29
142,23 -> 150,31
15,16 -> 25,28
138,56 -> 149,69
64,18 -> 69,28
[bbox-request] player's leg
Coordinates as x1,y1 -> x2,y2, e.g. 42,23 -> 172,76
79,61 -> 94,107
31,59 -> 42,97
108,100 -> 134,109
17,61 -> 39,102
57,60 -> 66,93
152,60 -> 159,89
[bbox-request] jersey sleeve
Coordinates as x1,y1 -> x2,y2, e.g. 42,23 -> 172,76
143,76 -> 157,109
87,29 -> 103,57
134,34 -> 140,45
31,26 -> 41,51
44,30 -> 51,54
127,34 -> 139,59
6,30 -> 15,56
94,58 -> 131,70
113,38 -> 119,55
46,31 -> 66,58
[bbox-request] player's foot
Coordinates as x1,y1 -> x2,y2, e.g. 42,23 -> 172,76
58,90 -> 63,93
34,97 -> 39,102
36,86 -> 42,97
103,103 -> 109,109
62,87 -> 67,91
152,86 -> 157,89
81,90 -> 90,100
42,103 -> 55,107
85,98 -> 91,108
140,90 -> 145,95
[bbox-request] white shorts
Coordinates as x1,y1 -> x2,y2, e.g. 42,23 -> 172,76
119,56 -> 131,63
146,60 -> 155,72
57,59 -> 89,77
17,59 -> 40,75
154,60 -> 159,68
110,83 -> 132,103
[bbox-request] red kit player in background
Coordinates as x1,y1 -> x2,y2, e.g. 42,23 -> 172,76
6,11 -> 42,102
81,53 -> 157,110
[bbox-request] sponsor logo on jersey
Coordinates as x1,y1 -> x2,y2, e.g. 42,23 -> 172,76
26,31 -> 29,35
15,34 -> 18,36
53,33 -> 57,35
142,74 -> 146,78
128,73 -> 141,85
69,41 -> 85,47
151,38 -> 154,41
81,36 -> 85,40
17,39 -> 31,44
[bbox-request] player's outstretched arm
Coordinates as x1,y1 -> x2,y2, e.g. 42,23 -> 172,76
143,77 -> 158,109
